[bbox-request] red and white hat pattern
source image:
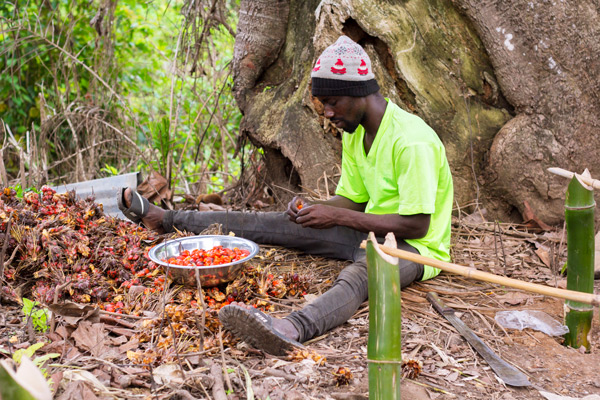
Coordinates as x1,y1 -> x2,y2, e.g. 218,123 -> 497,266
331,58 -> 347,74
311,36 -> 375,82
358,59 -> 368,75
312,58 -> 321,72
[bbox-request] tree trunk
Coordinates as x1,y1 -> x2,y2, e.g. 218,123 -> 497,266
455,0 -> 600,224
233,0 -> 600,224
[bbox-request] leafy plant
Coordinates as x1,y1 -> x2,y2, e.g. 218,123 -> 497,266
149,116 -> 173,178
100,164 -> 119,176
12,342 -> 59,378
21,298 -> 49,333
12,343 -> 45,365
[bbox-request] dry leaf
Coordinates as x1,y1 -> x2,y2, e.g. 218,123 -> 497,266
71,321 -> 106,357
446,370 -> 459,382
50,371 -> 63,393
495,292 -> 530,306
118,336 -> 140,353
137,170 -> 171,204
108,336 -> 128,346
58,380 -> 98,400
62,370 -> 109,396
58,381 -> 98,400
522,201 -> 553,232
535,248 -> 552,268
55,325 -> 72,340
48,302 -> 99,325
153,364 -> 185,385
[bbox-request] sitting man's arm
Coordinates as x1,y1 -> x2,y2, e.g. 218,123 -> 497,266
286,194 -> 366,219
286,195 -> 430,240
313,195 -> 367,211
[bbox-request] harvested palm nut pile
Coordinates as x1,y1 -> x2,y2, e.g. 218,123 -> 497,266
0,186 -> 158,306
0,186 -> 313,363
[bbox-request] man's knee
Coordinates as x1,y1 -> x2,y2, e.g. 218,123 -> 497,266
335,261 -> 368,290
398,261 -> 424,289
335,256 -> 422,291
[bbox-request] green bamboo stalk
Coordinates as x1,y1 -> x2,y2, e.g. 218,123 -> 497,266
366,232 -> 402,400
564,172 -> 595,350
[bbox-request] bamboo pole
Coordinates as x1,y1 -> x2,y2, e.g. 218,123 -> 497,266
359,241 -> 600,306
563,172 -> 595,350
366,232 -> 402,400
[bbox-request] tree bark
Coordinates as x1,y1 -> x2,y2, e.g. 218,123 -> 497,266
454,0 -> 600,224
233,0 -> 600,225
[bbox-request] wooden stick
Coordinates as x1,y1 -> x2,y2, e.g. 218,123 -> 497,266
210,361 -> 228,400
548,167 -> 600,190
0,211 -> 14,306
0,148 -> 8,186
19,152 -> 26,191
359,242 -> 600,306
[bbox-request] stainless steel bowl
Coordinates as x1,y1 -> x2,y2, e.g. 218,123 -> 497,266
148,235 -> 259,287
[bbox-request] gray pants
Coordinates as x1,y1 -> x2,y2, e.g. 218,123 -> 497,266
163,210 -> 423,342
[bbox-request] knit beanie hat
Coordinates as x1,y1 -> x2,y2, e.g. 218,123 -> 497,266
311,35 -> 379,97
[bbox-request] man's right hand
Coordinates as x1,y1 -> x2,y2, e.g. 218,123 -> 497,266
286,196 -> 308,222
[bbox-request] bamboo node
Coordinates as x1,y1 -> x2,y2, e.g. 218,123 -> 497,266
366,359 -> 403,364
564,303 -> 594,312
565,203 -> 596,210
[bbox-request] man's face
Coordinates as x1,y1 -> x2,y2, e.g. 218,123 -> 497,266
317,96 -> 365,133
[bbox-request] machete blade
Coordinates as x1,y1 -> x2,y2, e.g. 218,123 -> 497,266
427,292 -> 531,387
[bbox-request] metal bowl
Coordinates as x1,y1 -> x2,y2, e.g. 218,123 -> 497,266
148,235 -> 259,287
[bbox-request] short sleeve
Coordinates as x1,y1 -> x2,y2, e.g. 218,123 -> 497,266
335,142 -> 369,203
395,143 -> 440,215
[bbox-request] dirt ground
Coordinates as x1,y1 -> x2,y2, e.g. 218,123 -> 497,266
2,212 -> 600,400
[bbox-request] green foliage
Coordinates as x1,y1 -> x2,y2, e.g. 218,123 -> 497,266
11,185 -> 39,199
11,342 -> 59,379
12,184 -> 24,199
0,2 -> 97,131
148,116 -> 173,177
21,298 -> 49,333
100,164 -> 119,176
12,342 -> 45,364
1,0 -> 246,194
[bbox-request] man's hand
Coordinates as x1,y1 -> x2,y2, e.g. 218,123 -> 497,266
295,204 -> 340,229
285,194 -> 430,238
286,196 -> 309,222
287,195 -> 366,226
287,197 -> 342,228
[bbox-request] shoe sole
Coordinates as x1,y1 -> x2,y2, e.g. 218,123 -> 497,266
219,304 -> 303,356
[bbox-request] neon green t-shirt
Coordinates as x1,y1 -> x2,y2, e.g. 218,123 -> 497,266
335,100 -> 453,280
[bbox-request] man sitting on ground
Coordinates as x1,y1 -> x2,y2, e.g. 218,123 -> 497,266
118,35 -> 454,356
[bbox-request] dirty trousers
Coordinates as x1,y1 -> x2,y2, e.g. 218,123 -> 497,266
163,210 -> 424,343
